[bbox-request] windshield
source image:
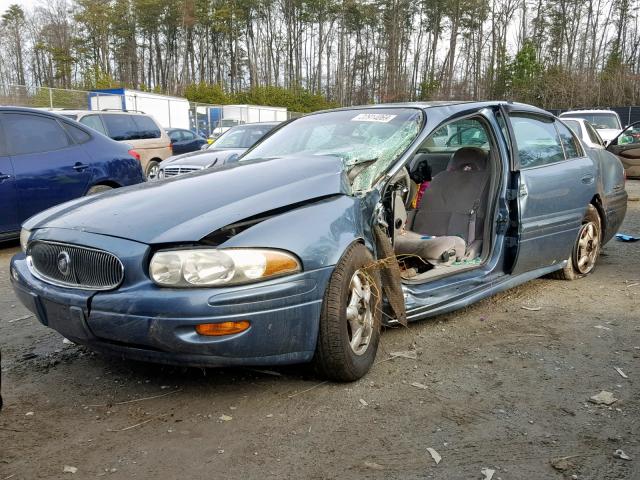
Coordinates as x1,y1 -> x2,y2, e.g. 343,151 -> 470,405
242,108 -> 423,191
213,124 -> 276,149
563,113 -> 621,130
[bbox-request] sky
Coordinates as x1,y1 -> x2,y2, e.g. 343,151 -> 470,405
0,0 -> 37,16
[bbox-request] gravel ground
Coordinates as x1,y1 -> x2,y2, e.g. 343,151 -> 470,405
1,181 -> 639,480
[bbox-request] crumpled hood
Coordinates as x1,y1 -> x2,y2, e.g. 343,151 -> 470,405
25,156 -> 350,244
160,148 -> 246,168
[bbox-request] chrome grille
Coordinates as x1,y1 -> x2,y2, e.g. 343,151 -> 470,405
28,241 -> 124,290
163,166 -> 203,178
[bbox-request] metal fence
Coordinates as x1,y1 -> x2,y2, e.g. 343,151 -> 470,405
0,83 -> 303,137
549,106 -> 640,126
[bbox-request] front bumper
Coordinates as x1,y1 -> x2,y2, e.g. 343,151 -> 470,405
10,252 -> 333,368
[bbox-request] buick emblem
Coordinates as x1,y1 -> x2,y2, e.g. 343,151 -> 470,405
57,251 -> 71,276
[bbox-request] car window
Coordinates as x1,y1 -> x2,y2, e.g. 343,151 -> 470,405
616,124 -> 640,145
215,124 -> 275,148
79,114 -> 107,135
562,113 -> 621,130
585,122 -> 603,146
4,113 -> 71,155
168,130 -> 183,142
62,123 -> 92,144
441,120 -> 488,147
562,119 -> 581,137
555,121 -> 583,159
510,114 -> 565,168
131,115 -> 161,139
102,114 -> 139,141
181,130 -> 196,141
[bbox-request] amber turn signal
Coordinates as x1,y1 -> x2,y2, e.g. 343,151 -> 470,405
195,321 -> 250,336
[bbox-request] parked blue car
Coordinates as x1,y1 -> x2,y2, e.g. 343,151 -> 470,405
11,102 -> 627,381
0,107 -> 145,240
166,128 -> 207,155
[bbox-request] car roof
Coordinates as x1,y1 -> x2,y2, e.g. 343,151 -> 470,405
560,109 -> 619,115
312,101 -> 549,117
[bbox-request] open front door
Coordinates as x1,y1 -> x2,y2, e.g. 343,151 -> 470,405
501,106 -> 597,275
607,121 -> 640,178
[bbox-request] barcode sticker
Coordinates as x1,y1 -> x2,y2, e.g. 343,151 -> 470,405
351,113 -> 397,123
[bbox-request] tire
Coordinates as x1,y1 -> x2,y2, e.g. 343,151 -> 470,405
85,185 -> 113,196
313,243 -> 382,381
146,160 -> 160,180
550,204 -> 601,280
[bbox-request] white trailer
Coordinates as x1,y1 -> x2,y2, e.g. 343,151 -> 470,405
222,104 -> 288,124
89,88 -> 191,129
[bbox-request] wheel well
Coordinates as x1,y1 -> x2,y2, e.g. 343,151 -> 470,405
92,180 -> 121,189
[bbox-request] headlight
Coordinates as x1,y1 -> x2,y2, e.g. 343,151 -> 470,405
158,169 -> 165,179
20,228 -> 31,252
149,248 -> 301,287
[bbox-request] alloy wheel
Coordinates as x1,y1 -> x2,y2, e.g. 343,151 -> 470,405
574,221 -> 600,275
345,269 -> 374,356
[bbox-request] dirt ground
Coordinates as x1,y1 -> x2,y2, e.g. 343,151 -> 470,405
1,182 -> 639,480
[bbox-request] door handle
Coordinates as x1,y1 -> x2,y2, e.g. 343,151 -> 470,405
581,174 -> 594,185
73,162 -> 89,172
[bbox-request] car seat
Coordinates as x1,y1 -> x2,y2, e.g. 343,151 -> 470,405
395,147 -> 491,265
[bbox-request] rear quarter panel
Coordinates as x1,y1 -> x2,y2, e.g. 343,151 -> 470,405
82,136 -> 145,189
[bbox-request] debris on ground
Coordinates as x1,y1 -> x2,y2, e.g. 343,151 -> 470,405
550,456 -> 576,472
521,305 -> 541,311
25,411 -> 34,416
63,466 -> 78,474
359,398 -> 368,407
364,461 -> 384,470
62,338 -> 74,345
613,449 -> 632,461
589,391 -> 618,405
480,467 -> 495,479
426,447 -> 441,464
219,414 -> 233,421
593,325 -> 611,331
411,382 -> 428,390
389,350 -> 418,360
614,367 -> 628,379
615,233 -> 640,242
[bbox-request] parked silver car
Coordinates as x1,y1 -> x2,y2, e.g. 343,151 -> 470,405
158,122 -> 280,179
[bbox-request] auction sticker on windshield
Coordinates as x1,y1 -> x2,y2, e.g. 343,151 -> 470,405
351,113 -> 397,123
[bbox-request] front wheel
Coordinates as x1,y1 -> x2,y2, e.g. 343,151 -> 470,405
551,205 -> 601,280
313,243 -> 382,381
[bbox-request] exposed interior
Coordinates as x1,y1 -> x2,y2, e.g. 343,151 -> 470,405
386,115 -> 500,282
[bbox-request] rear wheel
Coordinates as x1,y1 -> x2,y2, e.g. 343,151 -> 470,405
551,205 -> 601,280
146,161 -> 160,180
313,244 -> 381,382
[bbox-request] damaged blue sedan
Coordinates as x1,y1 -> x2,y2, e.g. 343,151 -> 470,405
11,102 -> 628,381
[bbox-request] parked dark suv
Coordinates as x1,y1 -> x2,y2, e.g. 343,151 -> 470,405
0,107 -> 145,240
